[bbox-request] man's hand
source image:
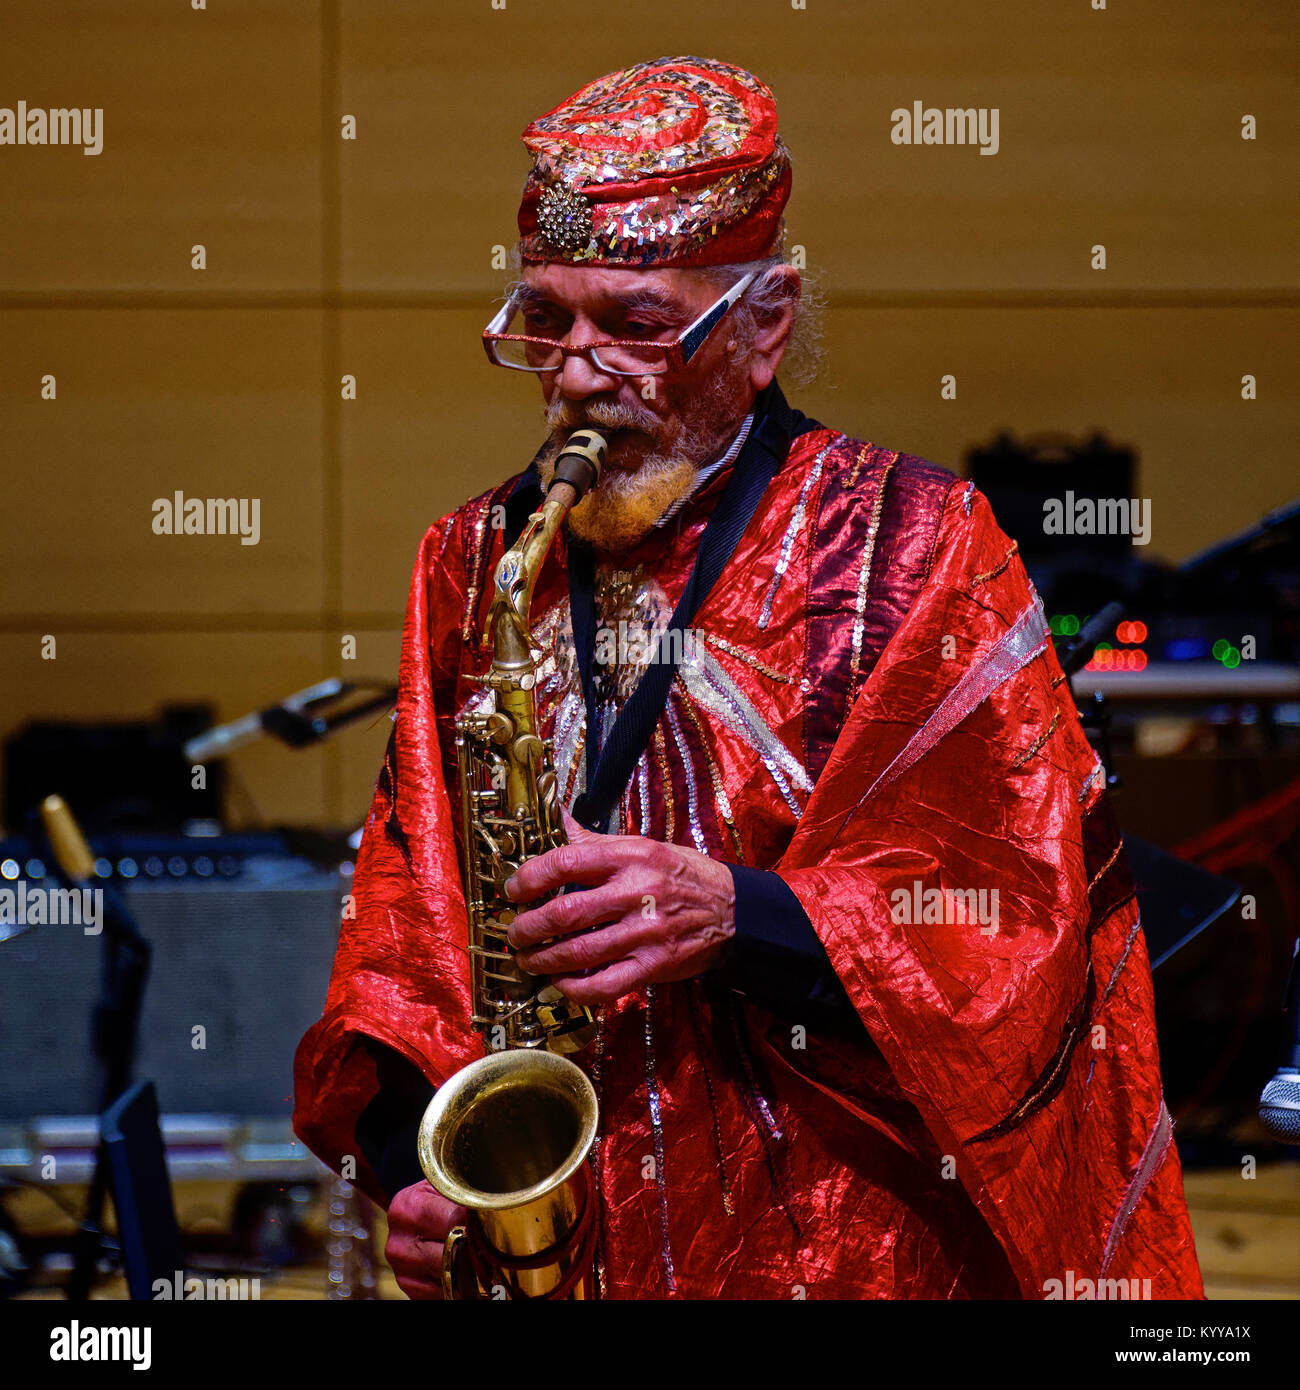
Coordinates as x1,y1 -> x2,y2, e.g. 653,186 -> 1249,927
385,1181 -> 469,1300
504,808 -> 736,1006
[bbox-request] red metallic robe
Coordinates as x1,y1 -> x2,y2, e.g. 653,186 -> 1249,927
292,422 -> 1205,1299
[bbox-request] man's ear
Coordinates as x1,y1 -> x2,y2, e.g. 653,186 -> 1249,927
746,266 -> 801,392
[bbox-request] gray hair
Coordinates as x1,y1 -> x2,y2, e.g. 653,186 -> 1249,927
692,241 -> 825,387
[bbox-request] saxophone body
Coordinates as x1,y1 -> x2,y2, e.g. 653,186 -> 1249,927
417,429 -> 607,1301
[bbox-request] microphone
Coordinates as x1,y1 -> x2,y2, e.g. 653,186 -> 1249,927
40,793 -> 97,882
1258,938 -> 1300,1144
1,795 -> 99,946
182,679 -> 345,762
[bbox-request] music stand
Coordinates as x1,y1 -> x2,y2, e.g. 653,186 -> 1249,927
101,1080 -> 182,1301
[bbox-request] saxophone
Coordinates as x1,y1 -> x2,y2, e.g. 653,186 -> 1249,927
417,428 -> 607,1301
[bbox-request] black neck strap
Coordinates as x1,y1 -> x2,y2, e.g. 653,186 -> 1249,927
564,380 -> 819,831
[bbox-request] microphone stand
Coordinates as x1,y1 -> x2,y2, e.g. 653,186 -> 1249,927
38,796 -> 153,1300
1056,600 -> 1125,790
182,680 -> 397,762
259,686 -> 398,749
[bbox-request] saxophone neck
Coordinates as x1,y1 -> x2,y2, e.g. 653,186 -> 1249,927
481,429 -> 607,654
482,487 -> 569,661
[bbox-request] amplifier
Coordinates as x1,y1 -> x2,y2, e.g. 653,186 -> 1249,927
0,833 -> 346,1176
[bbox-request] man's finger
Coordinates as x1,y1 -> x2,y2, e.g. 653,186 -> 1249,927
508,880 -> 636,946
505,838 -> 632,901
386,1231 -> 445,1272
516,919 -> 641,974
394,1273 -> 444,1301
553,956 -> 646,1007
387,1181 -> 465,1238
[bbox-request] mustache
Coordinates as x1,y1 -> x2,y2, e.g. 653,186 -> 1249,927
545,396 -> 666,439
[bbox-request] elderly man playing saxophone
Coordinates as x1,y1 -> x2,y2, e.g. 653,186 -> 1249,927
294,55 -> 1203,1301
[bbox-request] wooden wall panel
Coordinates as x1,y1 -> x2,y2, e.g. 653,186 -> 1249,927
0,1 -> 322,292
0,310 -> 325,616
337,308 -> 507,616
336,0 -> 1299,294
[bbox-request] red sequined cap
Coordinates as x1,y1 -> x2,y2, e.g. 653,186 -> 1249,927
517,55 -> 792,268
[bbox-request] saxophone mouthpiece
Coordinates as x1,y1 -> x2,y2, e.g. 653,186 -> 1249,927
551,429 -> 608,501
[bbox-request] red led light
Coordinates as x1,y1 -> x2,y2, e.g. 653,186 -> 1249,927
1083,647 -> 1147,673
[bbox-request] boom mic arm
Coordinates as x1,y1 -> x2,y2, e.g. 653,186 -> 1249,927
1056,600 -> 1125,678
182,679 -> 397,761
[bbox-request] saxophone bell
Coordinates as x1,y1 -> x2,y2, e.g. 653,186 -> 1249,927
417,1049 -> 599,1300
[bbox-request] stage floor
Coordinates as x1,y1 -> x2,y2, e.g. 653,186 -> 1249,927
10,1162 -> 1299,1300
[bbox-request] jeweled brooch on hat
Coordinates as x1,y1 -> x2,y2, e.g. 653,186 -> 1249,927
536,183 -> 595,256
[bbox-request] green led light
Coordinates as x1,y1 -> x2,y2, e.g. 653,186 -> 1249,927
1062,615 -> 1079,637
1223,647 -> 1242,669
1212,638 -> 1229,660
1095,642 -> 1112,652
